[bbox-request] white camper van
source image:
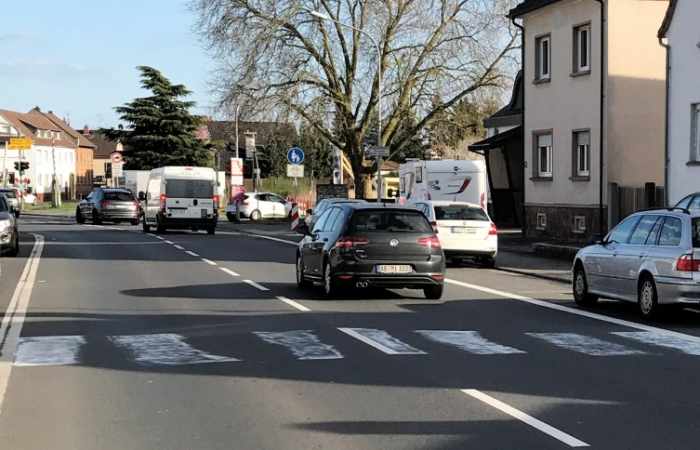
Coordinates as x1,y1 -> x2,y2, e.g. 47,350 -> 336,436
399,160 -> 488,210
140,166 -> 218,234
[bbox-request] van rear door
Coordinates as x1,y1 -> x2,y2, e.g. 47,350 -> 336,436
165,179 -> 214,219
427,167 -> 485,206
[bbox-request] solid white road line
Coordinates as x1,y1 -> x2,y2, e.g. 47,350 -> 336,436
445,278 -> 700,340
246,233 -> 298,246
0,235 -> 45,414
462,389 -> 590,448
201,258 -> 217,266
254,330 -> 343,360
14,336 -> 86,366
110,333 -> 239,365
612,331 -> 700,355
526,332 -> 646,356
173,244 -> 185,250
416,330 -> 525,355
243,279 -> 270,292
338,328 -> 426,355
220,267 -> 240,277
164,240 -> 174,245
185,251 -> 200,257
155,236 -> 165,240
276,296 -> 311,312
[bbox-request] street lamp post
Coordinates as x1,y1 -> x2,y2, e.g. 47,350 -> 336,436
234,103 -> 241,159
310,11 -> 383,200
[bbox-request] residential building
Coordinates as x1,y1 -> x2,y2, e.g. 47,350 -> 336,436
80,128 -> 121,186
510,0 -> 668,241
0,108 -> 77,202
658,0 -> 700,205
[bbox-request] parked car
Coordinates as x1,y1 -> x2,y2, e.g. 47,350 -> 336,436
675,193 -> 700,212
306,198 -> 367,229
141,166 -> 218,234
77,188 -> 140,225
0,188 -> 21,217
0,195 -> 19,257
295,204 -> 446,299
412,200 -> 497,267
572,209 -> 700,318
23,191 -> 36,206
228,192 -> 292,221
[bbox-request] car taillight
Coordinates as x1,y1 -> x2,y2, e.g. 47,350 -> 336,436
213,195 -> 220,209
336,236 -> 369,249
430,221 -> 439,234
488,223 -> 498,236
677,254 -> 700,272
418,235 -> 441,249
101,200 -> 111,208
159,194 -> 167,210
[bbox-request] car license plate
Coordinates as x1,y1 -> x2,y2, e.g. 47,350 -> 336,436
201,208 -> 208,218
452,227 -> 476,234
376,264 -> 413,274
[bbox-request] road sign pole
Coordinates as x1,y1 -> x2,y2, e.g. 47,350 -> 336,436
2,140 -> 7,188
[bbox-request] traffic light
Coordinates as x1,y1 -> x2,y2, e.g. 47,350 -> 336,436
14,161 -> 29,174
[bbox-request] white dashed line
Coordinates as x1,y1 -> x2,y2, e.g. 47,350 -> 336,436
462,389 -> 589,447
276,296 -> 311,312
246,233 -> 298,246
339,328 -> 426,355
185,251 -> 200,257
254,330 -> 343,360
173,244 -> 185,250
164,240 -> 174,245
220,267 -> 240,277
243,279 -> 270,292
201,258 -> 217,266
110,333 -> 239,365
155,236 -> 165,240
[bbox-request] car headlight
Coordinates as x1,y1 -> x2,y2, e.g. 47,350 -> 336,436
0,219 -> 10,231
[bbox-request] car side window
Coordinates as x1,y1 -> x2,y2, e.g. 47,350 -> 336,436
608,215 -> 641,244
628,215 -> 660,245
322,208 -> 341,232
689,196 -> 700,210
676,195 -> 693,210
312,209 -> 332,234
257,194 -> 268,202
327,208 -> 346,233
645,217 -> 664,245
658,217 -> 683,246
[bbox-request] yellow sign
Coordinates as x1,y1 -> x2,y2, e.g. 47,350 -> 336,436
8,137 -> 32,150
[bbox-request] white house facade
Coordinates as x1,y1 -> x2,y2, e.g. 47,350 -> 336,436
659,0 -> 700,204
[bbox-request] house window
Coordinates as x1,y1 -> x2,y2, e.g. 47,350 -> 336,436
573,130 -> 591,179
537,212 -> 547,230
535,35 -> 551,81
533,132 -> 553,178
692,103 -> 700,162
573,216 -> 587,234
573,24 -> 591,74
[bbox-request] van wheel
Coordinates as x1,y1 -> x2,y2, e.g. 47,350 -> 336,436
207,225 -> 216,235
638,276 -> 659,319
76,208 -> 85,224
142,219 -> 151,233
424,285 -> 443,300
481,256 -> 496,268
573,265 -> 598,306
250,210 -> 262,221
130,218 -> 139,226
156,216 -> 166,233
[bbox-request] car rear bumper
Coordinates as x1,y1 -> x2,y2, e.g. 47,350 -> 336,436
657,278 -> 700,304
101,210 -> 139,220
332,257 -> 445,288
444,249 -> 497,259
160,216 -> 218,229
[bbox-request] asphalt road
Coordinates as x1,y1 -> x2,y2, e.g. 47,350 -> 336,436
1,215 -> 700,449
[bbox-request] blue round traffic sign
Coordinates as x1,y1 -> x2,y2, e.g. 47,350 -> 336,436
287,147 -> 305,165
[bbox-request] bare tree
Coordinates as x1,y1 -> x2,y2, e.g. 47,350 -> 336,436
193,0 -> 518,195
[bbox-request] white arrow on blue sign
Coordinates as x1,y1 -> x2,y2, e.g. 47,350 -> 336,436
287,147 -> 305,165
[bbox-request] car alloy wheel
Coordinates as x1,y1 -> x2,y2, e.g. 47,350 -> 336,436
296,254 -> 310,288
639,279 -> 657,317
250,210 -> 262,221
573,266 -> 597,306
323,263 -> 335,297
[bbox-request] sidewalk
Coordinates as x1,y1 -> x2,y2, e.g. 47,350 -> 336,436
497,231 -> 576,284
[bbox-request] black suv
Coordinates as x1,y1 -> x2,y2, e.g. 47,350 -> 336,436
295,204 -> 446,299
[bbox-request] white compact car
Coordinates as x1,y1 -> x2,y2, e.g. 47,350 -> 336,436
227,192 -> 292,221
412,200 -> 497,267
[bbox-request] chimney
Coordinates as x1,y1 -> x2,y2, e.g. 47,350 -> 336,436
83,125 -> 90,136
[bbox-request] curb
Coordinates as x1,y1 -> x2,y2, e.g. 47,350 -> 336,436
21,212 -> 74,219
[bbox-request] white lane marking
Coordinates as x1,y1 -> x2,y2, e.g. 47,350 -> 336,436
185,251 -> 200,257
462,389 -> 590,448
612,331 -> 700,355
415,330 -> 525,355
155,236 -> 165,240
526,333 -> 646,356
277,296 -> 311,312
30,241 -> 165,246
14,336 -> 86,366
243,279 -> 270,292
164,240 -> 174,245
246,233 -> 298,246
254,330 -> 343,360
220,267 -> 240,277
201,258 -> 217,266
0,235 -> 45,413
339,328 -> 426,355
173,244 -> 185,250
445,278 -> 700,340
110,333 -> 239,365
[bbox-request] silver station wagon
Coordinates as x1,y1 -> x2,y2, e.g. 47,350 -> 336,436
573,209 -> 700,318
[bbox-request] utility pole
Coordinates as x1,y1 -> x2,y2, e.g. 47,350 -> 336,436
51,137 -> 61,208
2,139 -> 8,188
234,104 -> 241,158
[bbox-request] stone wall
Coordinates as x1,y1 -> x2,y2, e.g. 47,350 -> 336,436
525,205 -> 607,244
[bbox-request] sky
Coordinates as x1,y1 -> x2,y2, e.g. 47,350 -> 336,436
0,0 -> 215,129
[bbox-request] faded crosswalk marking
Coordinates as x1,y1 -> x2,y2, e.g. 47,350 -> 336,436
254,330 -> 343,360
110,333 -> 239,365
338,328 -> 426,355
15,336 -> 86,366
415,330 -> 525,355
613,331 -> 700,355
527,333 -> 646,356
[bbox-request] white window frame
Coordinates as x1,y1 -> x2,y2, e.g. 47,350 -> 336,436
536,212 -> 547,230
536,132 -> 553,178
574,24 -> 591,73
574,130 -> 591,177
692,103 -> 700,162
574,216 -> 587,234
536,35 -> 551,81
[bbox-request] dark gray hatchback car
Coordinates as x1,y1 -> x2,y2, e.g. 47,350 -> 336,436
76,188 -> 140,225
295,204 -> 446,299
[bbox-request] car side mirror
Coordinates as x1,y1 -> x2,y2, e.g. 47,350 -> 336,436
138,191 -> 146,201
295,221 -> 311,236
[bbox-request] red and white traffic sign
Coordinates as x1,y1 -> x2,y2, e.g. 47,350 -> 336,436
110,152 -> 123,164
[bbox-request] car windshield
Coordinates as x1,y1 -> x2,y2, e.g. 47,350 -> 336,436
104,191 -> 134,201
165,180 -> 213,198
0,196 -> 7,211
349,210 -> 433,233
693,218 -> 700,248
0,190 -> 17,199
435,205 -> 488,221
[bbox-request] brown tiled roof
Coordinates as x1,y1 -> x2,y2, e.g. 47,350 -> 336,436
41,111 -> 97,149
0,109 -> 74,148
509,0 -> 563,18
82,131 -> 119,158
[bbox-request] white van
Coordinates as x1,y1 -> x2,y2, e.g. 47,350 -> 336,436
140,166 -> 218,234
399,160 -> 488,210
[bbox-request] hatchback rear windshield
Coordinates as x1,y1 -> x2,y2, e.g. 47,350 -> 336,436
435,205 -> 488,221
166,180 -> 213,198
104,191 -> 134,201
693,218 -> 700,248
0,190 -> 17,199
349,210 -> 432,233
